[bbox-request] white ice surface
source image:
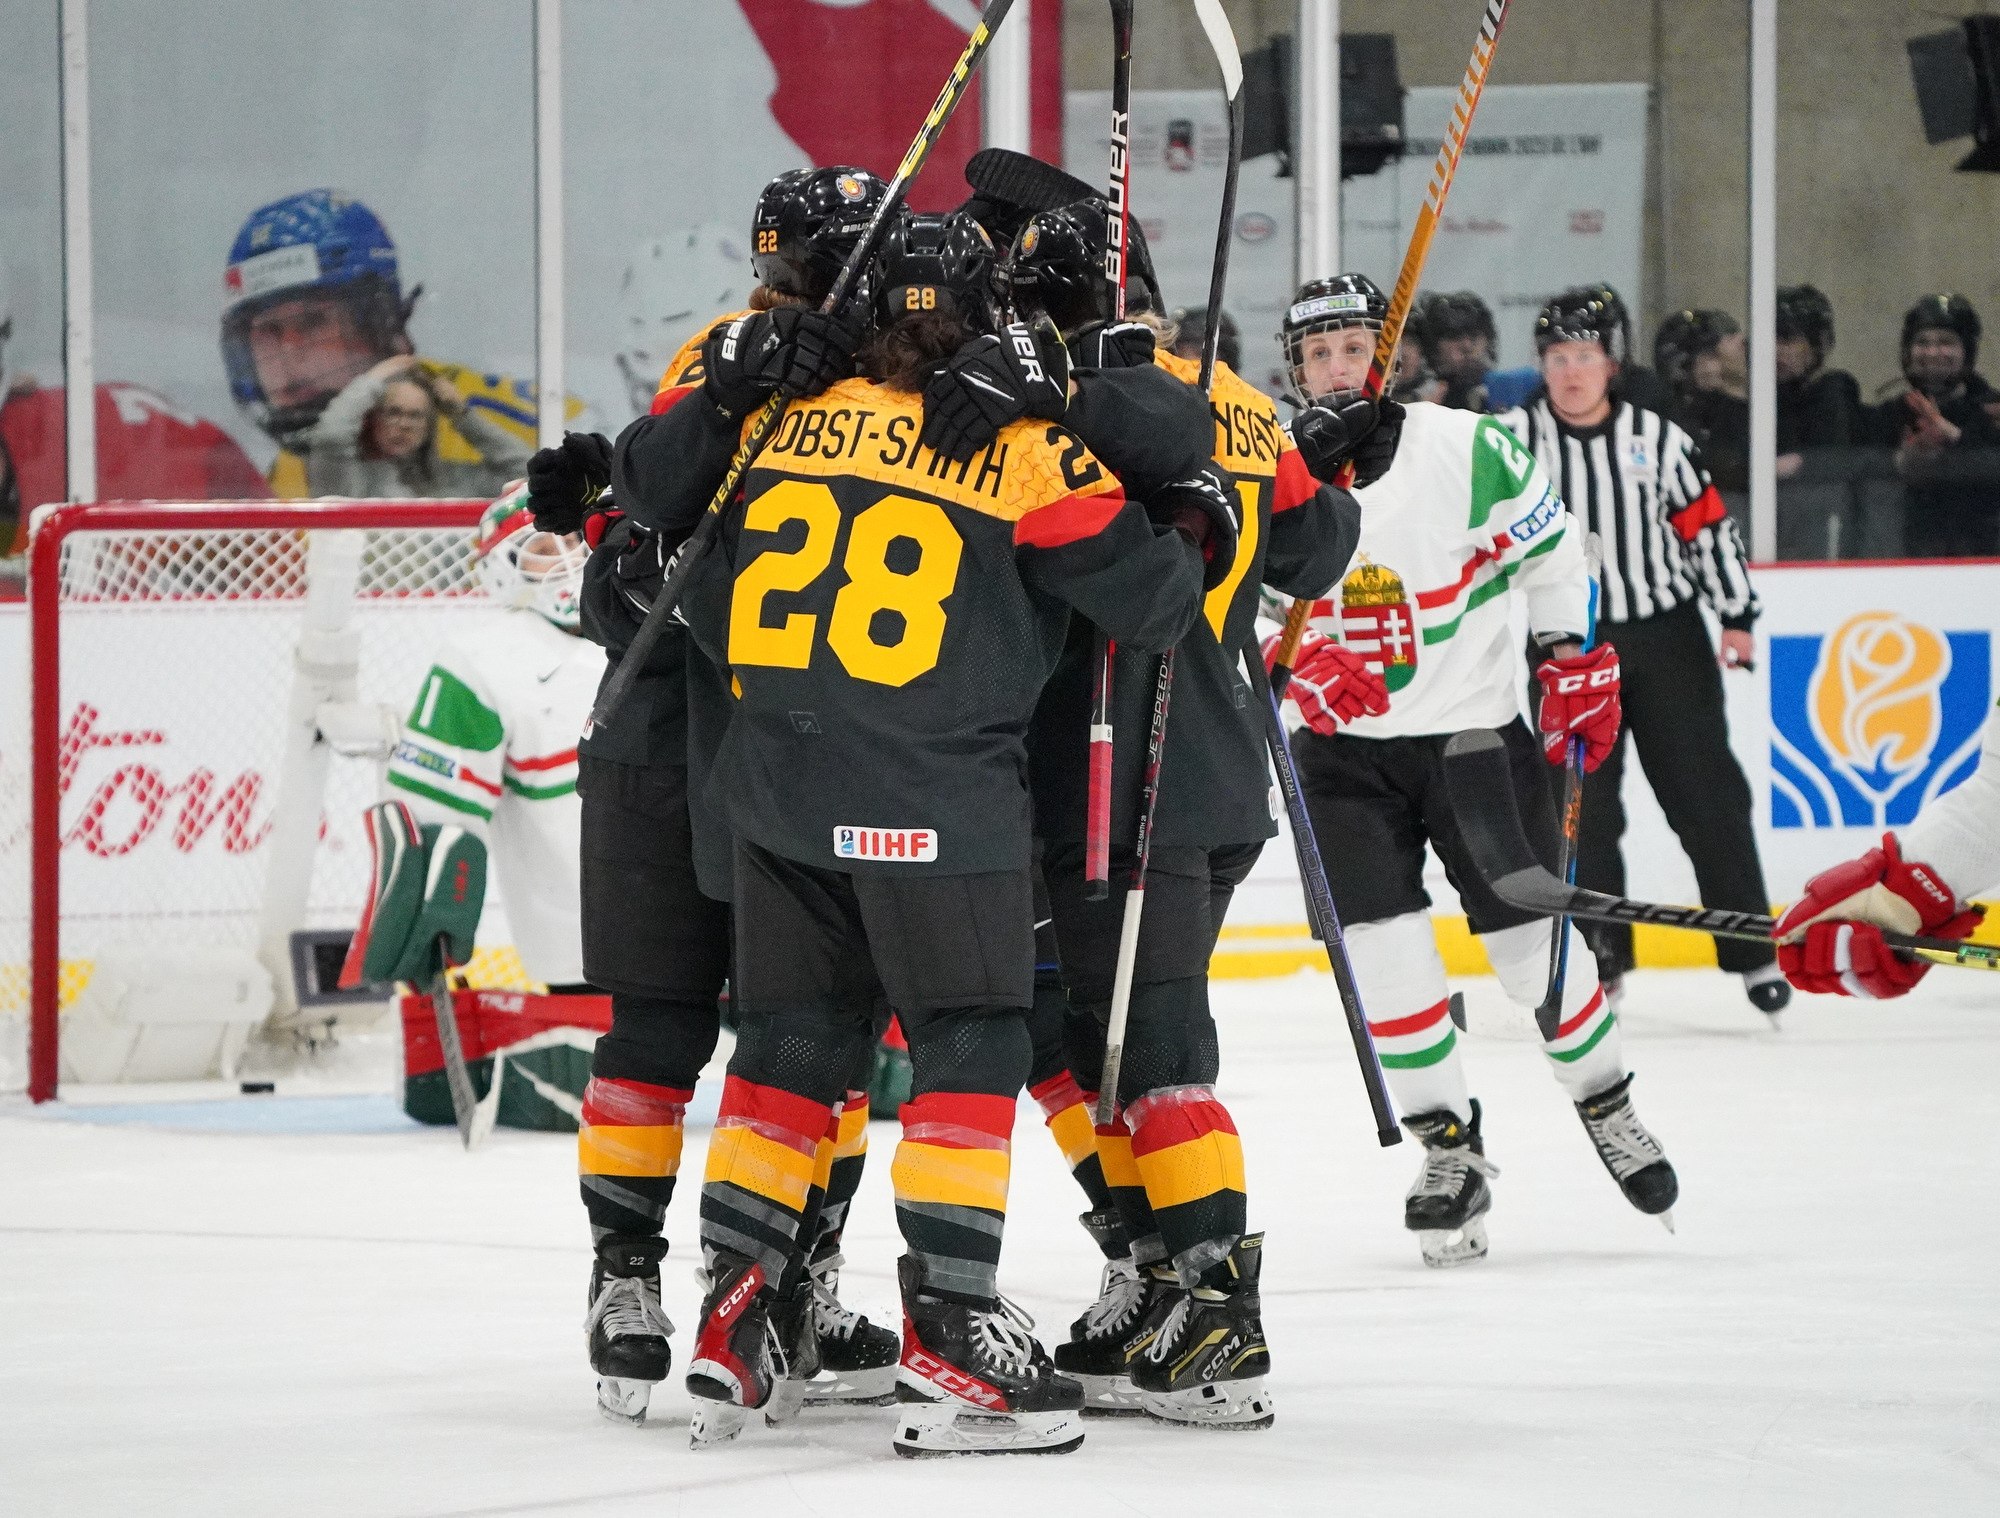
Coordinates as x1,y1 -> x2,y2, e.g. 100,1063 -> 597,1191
4,968 -> 1997,1517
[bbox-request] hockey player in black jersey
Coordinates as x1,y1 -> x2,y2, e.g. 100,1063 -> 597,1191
524,166 -> 897,1426
924,196 -> 1364,1428
613,208 -> 1228,1456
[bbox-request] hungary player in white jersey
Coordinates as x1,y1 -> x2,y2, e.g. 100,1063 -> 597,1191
1270,275 -> 1680,1266
374,483 -> 602,988
1776,702 -> 2000,998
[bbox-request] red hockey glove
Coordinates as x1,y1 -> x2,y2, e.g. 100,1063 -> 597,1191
1773,832 -> 1983,999
1259,628 -> 1389,734
1535,644 -> 1622,773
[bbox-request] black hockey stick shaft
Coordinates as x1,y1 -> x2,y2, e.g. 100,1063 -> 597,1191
1246,643 -> 1401,1145
1093,0 -> 1243,1126
1085,0 -> 1136,902
1442,728 -> 2000,973
1536,538 -> 1602,1037
585,0 -> 1017,733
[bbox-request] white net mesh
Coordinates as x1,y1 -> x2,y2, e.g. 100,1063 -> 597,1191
0,513 -> 506,1092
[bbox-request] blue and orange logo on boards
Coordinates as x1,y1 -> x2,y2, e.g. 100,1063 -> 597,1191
1770,611 -> 1991,829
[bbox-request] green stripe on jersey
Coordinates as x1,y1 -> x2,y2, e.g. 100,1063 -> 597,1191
388,770 -> 494,820
1378,1029 -> 1457,1069
406,667 -> 504,752
504,775 -> 578,801
1423,565 -> 1518,645
1469,416 -> 1538,528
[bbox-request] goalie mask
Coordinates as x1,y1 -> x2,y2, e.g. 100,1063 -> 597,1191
473,482 -> 587,632
1280,273 -> 1389,405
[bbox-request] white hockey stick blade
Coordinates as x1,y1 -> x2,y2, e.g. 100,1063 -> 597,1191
1192,0 -> 1244,99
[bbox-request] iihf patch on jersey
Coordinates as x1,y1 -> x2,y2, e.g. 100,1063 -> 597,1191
1623,437 -> 1654,476
1339,557 -> 1419,692
835,826 -> 938,862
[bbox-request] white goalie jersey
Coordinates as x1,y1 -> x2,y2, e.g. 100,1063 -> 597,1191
1299,402 -> 1591,738
385,606 -> 605,985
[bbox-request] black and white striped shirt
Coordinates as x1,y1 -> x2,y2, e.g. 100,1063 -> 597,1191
1498,397 -> 1759,629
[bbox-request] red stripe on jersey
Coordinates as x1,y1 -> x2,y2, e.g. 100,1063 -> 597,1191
717,1074 -> 830,1147
1554,986 -> 1607,1040
1029,1071 -> 1088,1119
506,749 -> 578,774
1128,1092 -> 1238,1159
1273,446 -> 1318,511
1014,487 -> 1127,548
650,381 -> 698,416
458,767 -> 503,797
1369,998 -> 1451,1038
1669,484 -> 1726,542
582,1077 -> 693,1128
900,1090 -> 1019,1144
1415,547 -> 1504,611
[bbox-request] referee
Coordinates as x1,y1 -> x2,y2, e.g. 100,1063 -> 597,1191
1500,287 -> 1788,1019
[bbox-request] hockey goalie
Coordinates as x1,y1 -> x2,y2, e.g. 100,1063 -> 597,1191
342,481 -> 607,1130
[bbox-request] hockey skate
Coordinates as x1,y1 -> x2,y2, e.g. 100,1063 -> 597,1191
1131,1234 -> 1274,1431
761,1280 -> 823,1426
1575,1073 -> 1679,1230
1403,1100 -> 1500,1268
801,1247 -> 899,1406
893,1256 -> 1086,1457
1052,1254 -> 1169,1415
584,1233 -> 674,1426
685,1250 -> 779,1449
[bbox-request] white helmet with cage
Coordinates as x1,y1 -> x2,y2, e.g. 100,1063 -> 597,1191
472,480 -> 588,631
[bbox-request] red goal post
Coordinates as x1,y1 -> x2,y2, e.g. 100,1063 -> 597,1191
17,500 -> 495,1102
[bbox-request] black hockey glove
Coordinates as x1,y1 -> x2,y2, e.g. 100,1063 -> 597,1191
1149,463 -> 1241,592
1294,397 -> 1406,489
525,431 -> 613,536
702,307 -> 864,420
919,318 -> 1071,463
1067,319 -> 1156,370
612,523 -> 687,627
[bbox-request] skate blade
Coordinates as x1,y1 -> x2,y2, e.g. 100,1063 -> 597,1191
1140,1377 -> 1275,1431
595,1376 -> 653,1426
800,1364 -> 899,1407
1418,1216 -> 1490,1268
1656,1209 -> 1676,1235
1069,1371 -> 1147,1417
763,1378 -> 809,1426
891,1401 -> 1086,1458
689,1400 -> 750,1449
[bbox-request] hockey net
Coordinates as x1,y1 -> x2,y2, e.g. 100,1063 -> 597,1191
3,501 -> 517,1100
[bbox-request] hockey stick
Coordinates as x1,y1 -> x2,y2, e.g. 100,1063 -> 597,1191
428,948 -> 482,1150
1084,0 -> 1136,903
585,0 -> 1017,733
1442,728 -> 2000,971
1535,535 -> 1602,1039
1246,643 -> 1401,1145
1095,0 -> 1243,1127
1269,0 -> 1514,695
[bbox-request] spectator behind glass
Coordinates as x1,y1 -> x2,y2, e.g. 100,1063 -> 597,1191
1869,294 -> 2000,557
1773,285 -> 1863,473
221,190 -> 547,499
1655,308 -> 1748,494
303,355 -> 529,499
1410,290 -> 1500,412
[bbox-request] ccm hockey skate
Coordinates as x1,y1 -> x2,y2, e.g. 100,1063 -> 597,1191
802,1247 -> 899,1406
893,1256 -> 1086,1457
1575,1073 -> 1679,1230
1132,1234 -> 1274,1430
684,1250 -> 780,1448
1053,1252 -> 1172,1415
1403,1100 -> 1500,1267
584,1233 -> 675,1426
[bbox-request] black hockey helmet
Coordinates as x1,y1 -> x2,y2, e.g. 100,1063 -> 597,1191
1775,284 -> 1835,358
1535,285 -> 1628,365
870,210 -> 997,329
1901,292 -> 1980,371
1279,273 -> 1388,401
1653,308 -> 1739,394
751,166 -> 889,304
1169,306 -> 1241,372
1412,290 -> 1497,363
1007,197 -> 1163,332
